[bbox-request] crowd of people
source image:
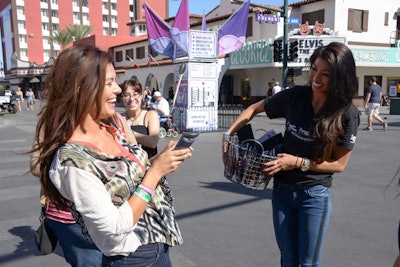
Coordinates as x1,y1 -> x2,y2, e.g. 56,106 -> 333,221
28,42 -> 396,267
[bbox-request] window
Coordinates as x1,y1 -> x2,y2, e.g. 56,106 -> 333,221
18,20 -> 26,29
384,12 -> 389,26
111,15 -> 117,24
111,28 -> 118,35
17,6 -> 24,15
19,35 -> 27,43
302,9 -> 325,25
41,9 -> 48,17
103,15 -> 108,22
20,49 -> 28,58
41,0 -> 47,2
43,36 -> 50,45
126,49 -> 134,60
51,0 -> 58,5
51,10 -> 58,18
73,12 -> 80,20
115,51 -> 123,62
348,9 -> 369,32
102,2 -> 108,9
103,27 -> 109,35
52,23 -> 59,30
111,3 -> 117,10
42,22 -> 49,30
82,0 -> 88,7
136,46 -> 145,59
83,13 -> 89,21
246,17 -> 252,37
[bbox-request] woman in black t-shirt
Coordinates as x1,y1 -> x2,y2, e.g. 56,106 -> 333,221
223,42 -> 360,267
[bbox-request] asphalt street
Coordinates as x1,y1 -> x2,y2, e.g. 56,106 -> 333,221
0,101 -> 399,267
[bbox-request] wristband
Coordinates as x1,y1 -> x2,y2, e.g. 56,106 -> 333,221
134,188 -> 151,203
138,184 -> 155,196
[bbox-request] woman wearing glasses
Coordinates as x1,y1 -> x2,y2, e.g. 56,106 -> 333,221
121,79 -> 160,158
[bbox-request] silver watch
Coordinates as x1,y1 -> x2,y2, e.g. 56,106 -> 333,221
300,158 -> 310,172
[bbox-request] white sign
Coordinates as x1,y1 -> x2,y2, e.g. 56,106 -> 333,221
189,30 -> 218,59
291,37 -> 346,64
189,62 -> 217,79
389,85 -> 398,97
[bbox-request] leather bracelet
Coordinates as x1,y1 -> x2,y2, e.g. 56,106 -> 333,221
295,157 -> 300,168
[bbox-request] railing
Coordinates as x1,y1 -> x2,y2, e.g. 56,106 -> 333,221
217,104 -> 244,130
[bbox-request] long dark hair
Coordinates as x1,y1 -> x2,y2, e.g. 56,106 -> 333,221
31,44 -> 113,210
309,42 -> 358,162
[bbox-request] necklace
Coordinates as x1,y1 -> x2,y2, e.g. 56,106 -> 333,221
128,110 -> 143,124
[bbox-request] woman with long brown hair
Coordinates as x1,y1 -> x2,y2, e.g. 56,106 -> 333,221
31,44 -> 192,266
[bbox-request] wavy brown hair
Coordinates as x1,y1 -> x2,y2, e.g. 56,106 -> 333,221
31,44 -> 113,210
308,42 -> 358,162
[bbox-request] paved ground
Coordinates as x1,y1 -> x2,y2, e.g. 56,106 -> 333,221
0,102 -> 399,267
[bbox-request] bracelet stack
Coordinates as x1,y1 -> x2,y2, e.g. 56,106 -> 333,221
134,187 -> 152,203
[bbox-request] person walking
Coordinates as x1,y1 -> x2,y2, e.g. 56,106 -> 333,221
15,87 -> 23,111
26,88 -> 35,110
30,44 -> 192,266
223,42 -> 360,267
363,76 -> 388,131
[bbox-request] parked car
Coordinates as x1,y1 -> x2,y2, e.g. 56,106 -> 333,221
0,90 -> 18,113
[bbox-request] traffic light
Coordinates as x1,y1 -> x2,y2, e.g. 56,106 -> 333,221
289,39 -> 299,61
273,40 -> 282,62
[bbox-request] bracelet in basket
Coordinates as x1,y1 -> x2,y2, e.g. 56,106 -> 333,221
134,187 -> 152,203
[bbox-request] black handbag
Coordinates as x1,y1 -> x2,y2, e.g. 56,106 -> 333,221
35,208 -> 58,255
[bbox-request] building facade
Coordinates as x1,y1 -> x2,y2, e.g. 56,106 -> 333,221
0,0 -> 167,92
111,0 -> 400,110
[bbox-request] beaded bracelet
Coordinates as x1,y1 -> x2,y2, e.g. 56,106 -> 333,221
134,187 -> 152,203
138,184 -> 155,196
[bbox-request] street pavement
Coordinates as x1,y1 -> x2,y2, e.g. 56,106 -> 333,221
0,102 -> 399,267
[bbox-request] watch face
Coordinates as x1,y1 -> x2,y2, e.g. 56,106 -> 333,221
301,159 -> 310,171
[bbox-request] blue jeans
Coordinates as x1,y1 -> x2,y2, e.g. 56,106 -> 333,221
102,243 -> 171,267
46,218 -> 102,267
272,183 -> 332,267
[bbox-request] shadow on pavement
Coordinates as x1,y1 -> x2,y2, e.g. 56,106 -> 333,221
0,225 -> 64,265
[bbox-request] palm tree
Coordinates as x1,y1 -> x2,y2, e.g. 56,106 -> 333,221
66,24 -> 93,41
52,29 -> 73,51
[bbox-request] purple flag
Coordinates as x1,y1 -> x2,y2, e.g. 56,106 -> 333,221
218,0 -> 250,56
144,3 -> 174,60
202,10 -> 207,31
170,0 -> 189,58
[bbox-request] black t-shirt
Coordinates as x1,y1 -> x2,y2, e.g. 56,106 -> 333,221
264,86 -> 360,187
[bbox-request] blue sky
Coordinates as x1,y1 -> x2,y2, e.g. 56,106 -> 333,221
169,0 -> 298,17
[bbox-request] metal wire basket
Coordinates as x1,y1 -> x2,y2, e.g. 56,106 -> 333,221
224,135 -> 278,190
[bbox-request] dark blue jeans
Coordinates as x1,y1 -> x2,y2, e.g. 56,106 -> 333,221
102,243 -> 171,267
46,218 -> 102,267
272,183 -> 332,267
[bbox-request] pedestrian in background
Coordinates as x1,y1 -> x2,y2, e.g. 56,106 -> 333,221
223,42 -> 360,267
272,81 -> 282,95
15,86 -> 23,111
120,79 -> 160,158
363,76 -> 388,131
31,44 -> 192,266
26,88 -> 35,111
